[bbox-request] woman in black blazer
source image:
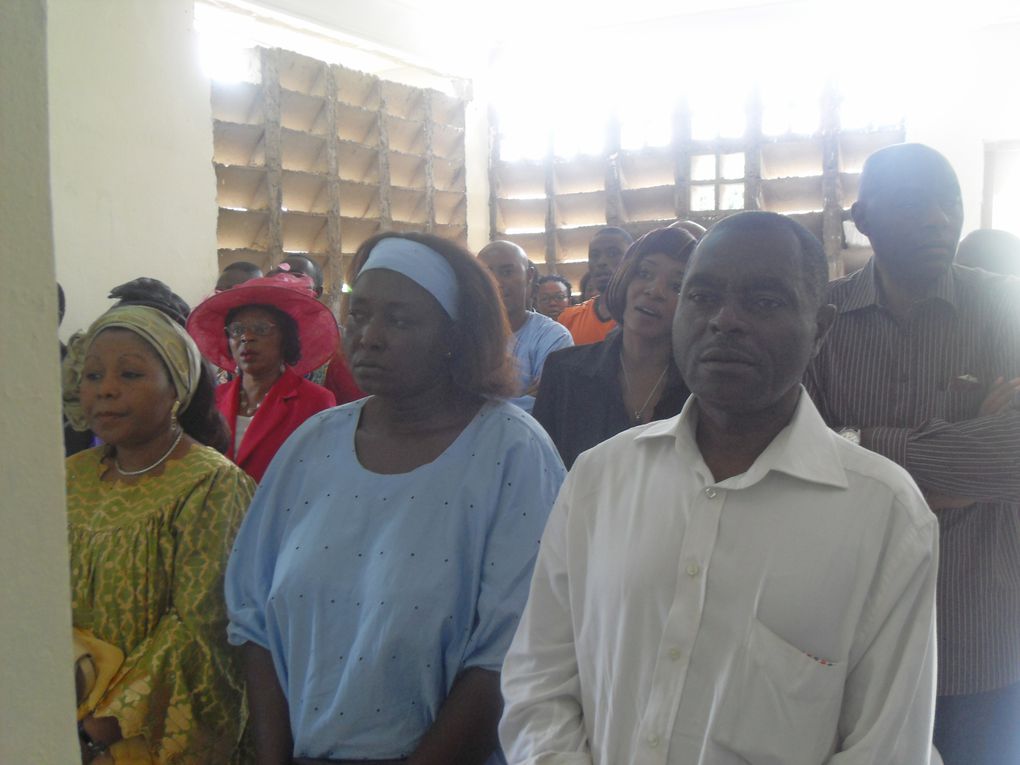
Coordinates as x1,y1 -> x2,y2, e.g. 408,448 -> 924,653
533,226 -> 696,468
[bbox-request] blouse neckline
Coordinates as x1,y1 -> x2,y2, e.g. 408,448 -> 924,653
349,397 -> 492,478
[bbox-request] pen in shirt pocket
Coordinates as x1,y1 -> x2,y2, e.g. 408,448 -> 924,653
948,373 -> 980,393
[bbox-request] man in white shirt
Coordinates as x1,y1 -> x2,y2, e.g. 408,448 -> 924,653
500,211 -> 939,764
480,240 -> 573,413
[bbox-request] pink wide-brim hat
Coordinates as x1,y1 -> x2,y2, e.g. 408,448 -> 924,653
187,272 -> 339,377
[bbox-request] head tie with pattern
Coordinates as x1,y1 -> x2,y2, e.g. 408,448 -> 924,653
62,305 -> 203,431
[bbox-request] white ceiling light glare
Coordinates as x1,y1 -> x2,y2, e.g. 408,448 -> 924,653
689,83 -> 747,141
760,76 -> 824,137
489,43 -> 552,162
195,3 -> 259,83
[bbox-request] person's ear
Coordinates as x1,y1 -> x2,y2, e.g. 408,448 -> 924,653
850,200 -> 870,237
812,303 -> 837,357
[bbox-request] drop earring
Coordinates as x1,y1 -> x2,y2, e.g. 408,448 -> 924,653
170,400 -> 181,432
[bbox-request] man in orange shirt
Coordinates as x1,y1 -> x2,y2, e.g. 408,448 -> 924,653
558,227 -> 633,345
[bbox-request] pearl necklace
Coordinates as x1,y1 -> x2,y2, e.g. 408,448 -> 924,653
620,361 -> 668,423
114,428 -> 184,477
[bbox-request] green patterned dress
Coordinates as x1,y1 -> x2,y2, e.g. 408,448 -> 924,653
67,444 -> 255,764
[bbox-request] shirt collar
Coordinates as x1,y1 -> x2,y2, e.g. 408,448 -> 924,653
839,258 -> 958,314
636,387 -> 848,491
513,311 -> 536,339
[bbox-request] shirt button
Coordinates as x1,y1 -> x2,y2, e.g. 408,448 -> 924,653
686,562 -> 701,577
705,487 -> 718,498
669,647 -> 682,660
647,734 -> 660,748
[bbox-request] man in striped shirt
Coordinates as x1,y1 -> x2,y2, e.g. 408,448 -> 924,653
806,143 -> 1020,765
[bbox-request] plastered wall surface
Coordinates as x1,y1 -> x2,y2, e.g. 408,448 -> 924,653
49,0 -> 220,341
0,1 -> 79,762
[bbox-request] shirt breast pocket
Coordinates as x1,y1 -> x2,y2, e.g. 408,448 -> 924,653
712,618 -> 846,765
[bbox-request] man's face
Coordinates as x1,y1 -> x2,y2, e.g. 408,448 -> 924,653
852,152 -> 963,285
588,233 -> 630,294
673,225 -> 831,417
480,246 -> 530,318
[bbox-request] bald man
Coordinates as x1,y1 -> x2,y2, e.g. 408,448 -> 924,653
479,241 -> 572,413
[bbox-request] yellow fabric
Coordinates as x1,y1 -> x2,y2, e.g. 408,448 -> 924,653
67,444 -> 255,764
74,628 -> 125,721
106,736 -> 154,764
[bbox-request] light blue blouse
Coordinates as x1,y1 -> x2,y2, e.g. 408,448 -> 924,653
226,397 -> 566,760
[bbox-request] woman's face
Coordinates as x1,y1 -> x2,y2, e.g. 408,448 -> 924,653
622,252 -> 688,341
536,281 -> 570,319
227,306 -> 285,377
80,328 -> 178,449
344,268 -> 451,399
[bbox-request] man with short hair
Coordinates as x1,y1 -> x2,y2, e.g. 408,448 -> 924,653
557,226 -> 633,345
269,254 -> 324,297
806,143 -> 1020,765
535,275 -> 572,321
215,261 -> 263,292
667,218 -> 707,241
480,241 -> 573,413
502,210 -> 938,764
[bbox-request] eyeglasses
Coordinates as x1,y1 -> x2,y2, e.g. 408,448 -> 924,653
538,293 -> 570,305
226,321 -> 277,339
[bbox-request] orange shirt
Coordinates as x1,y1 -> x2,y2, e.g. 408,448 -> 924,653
558,298 -> 616,346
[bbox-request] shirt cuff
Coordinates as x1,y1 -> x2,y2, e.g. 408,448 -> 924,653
864,426 -> 909,467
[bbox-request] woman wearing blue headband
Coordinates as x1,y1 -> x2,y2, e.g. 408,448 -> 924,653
226,232 -> 567,764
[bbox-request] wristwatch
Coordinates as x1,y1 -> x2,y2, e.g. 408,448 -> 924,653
837,427 -> 861,446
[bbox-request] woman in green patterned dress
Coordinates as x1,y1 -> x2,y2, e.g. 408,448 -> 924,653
63,302 -> 255,764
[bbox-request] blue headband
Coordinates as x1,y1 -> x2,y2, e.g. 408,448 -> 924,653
359,238 -> 460,319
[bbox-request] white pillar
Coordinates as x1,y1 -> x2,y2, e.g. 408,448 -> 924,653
0,1 -> 79,762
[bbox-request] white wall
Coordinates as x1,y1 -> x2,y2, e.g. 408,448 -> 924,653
49,0 -> 220,340
0,1 -> 79,761
905,19 -> 1020,233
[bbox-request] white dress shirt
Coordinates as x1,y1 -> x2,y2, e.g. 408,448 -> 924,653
500,389 -> 938,765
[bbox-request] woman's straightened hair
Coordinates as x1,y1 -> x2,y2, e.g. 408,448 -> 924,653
603,226 -> 698,324
346,232 -> 518,399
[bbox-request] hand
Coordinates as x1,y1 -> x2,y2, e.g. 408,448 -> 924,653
81,714 -> 122,747
978,376 -> 1020,417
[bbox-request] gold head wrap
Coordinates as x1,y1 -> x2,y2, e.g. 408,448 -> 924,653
62,306 -> 202,431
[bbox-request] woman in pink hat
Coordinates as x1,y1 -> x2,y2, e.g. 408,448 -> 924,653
187,271 -> 338,482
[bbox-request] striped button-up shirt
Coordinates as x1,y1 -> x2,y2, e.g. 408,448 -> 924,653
806,259 -> 1020,696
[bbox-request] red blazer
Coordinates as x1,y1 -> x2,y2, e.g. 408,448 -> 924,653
216,367 -> 336,482
323,350 -> 365,405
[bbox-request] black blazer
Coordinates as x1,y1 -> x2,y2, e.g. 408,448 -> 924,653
533,329 -> 690,469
